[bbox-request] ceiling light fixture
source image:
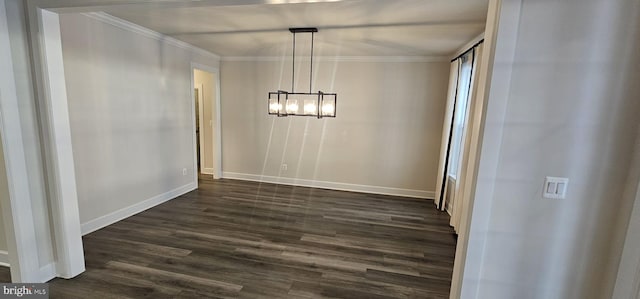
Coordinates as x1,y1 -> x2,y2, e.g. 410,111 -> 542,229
268,27 -> 337,118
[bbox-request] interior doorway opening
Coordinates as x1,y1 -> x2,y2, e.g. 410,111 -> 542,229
192,66 -> 222,179
194,84 -> 203,173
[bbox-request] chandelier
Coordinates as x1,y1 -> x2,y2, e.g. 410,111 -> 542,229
268,28 -> 337,118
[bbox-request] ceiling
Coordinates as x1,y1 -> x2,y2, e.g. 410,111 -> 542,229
105,0 -> 489,57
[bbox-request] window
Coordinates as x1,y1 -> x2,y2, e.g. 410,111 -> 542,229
448,52 -> 474,179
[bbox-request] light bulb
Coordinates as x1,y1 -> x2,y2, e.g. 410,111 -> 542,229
286,99 -> 299,114
269,102 -> 282,113
304,102 -> 317,114
321,103 -> 335,115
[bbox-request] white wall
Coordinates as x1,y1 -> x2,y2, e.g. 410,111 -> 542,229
462,0 -> 640,298
194,69 -> 216,174
220,59 -> 449,196
59,13 -> 219,230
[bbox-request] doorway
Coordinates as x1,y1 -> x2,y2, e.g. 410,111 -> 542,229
192,65 -> 222,179
194,85 -> 203,172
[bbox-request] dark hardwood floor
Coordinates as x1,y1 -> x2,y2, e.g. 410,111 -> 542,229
0,176 -> 457,298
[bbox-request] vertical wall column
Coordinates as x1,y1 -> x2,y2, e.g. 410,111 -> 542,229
31,8 -> 85,278
0,0 -> 43,283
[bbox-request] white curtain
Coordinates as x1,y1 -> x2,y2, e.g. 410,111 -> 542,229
434,61 -> 460,208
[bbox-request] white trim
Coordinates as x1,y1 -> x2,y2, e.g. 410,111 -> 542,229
0,248 -> 57,283
31,0 -> 353,12
221,56 -> 449,63
36,8 -> 85,279
222,172 -> 435,199
196,85 -> 206,173
201,168 -> 215,175
36,263 -> 56,283
81,182 -> 197,235
190,69 -> 199,187
191,63 -> 222,179
213,68 -> 222,180
1,0 -> 58,283
0,250 -> 8,267
81,12 -> 220,61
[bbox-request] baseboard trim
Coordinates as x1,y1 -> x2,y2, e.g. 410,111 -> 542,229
221,172 -> 434,199
201,168 -> 214,175
0,250 -> 8,267
221,56 -> 450,62
80,182 -> 197,235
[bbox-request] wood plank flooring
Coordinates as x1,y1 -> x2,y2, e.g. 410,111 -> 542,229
0,176 -> 457,298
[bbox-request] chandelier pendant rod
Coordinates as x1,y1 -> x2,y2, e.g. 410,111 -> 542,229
310,31 -> 314,94
292,32 -> 296,92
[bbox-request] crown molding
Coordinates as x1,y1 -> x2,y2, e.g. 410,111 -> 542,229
221,56 -> 449,62
81,12 -> 221,61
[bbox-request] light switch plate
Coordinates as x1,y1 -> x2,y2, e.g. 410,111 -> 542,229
544,177 -> 569,199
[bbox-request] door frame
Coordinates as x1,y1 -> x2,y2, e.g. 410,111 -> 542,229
194,84 -> 205,173
24,3 -> 86,281
190,63 -> 222,180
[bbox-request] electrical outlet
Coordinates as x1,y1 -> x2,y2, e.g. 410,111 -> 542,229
281,164 -> 288,171
543,177 -> 569,199
182,168 -> 187,176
